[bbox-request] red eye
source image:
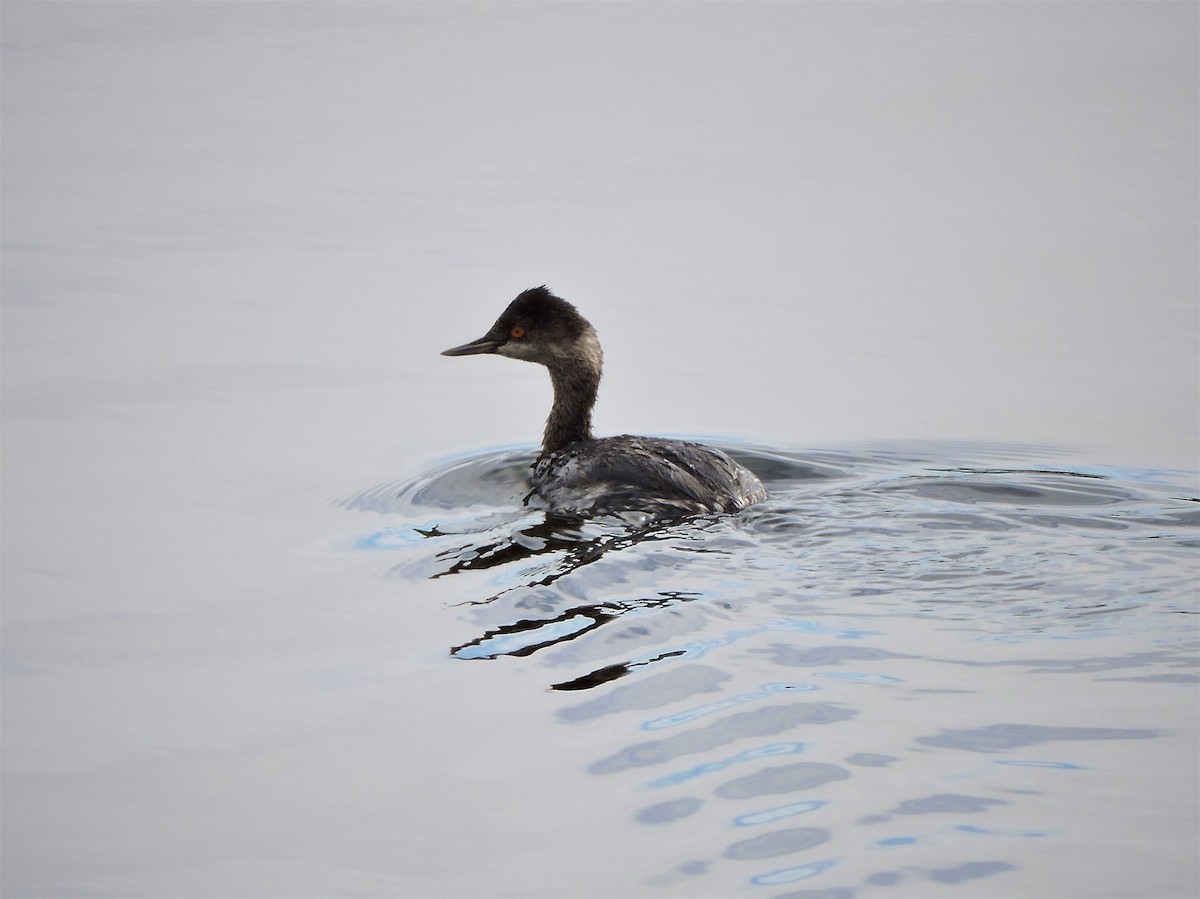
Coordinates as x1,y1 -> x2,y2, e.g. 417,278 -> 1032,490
510,326 -> 525,339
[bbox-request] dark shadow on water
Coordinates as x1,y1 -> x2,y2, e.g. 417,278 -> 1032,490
549,648 -> 691,691
427,513 -> 715,595
450,592 -> 700,661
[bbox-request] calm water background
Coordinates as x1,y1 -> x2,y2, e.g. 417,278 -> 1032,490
2,3 -> 1197,898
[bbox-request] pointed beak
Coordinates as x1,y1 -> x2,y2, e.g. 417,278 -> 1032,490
441,335 -> 500,356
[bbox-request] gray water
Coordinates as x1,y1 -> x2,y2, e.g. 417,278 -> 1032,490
3,3 -> 1198,898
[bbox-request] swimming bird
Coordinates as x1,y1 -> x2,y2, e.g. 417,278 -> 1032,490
442,286 -> 767,519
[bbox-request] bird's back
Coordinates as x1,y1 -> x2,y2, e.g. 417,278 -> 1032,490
532,434 -> 767,519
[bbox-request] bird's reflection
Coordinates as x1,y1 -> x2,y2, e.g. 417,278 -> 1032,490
419,514 -> 604,584
418,510 -> 718,679
421,511 -> 705,597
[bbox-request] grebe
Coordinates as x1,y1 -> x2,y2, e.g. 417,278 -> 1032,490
442,287 -> 767,519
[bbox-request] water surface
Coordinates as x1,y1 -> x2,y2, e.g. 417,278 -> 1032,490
337,441 -> 1198,896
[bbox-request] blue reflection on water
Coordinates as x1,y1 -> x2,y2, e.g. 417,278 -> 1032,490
649,741 -> 806,789
641,682 -> 817,731
352,527 -> 425,550
625,618 -> 880,675
453,616 -> 594,659
751,859 -> 838,885
814,671 -> 906,684
734,800 -> 828,827
955,824 -> 1049,837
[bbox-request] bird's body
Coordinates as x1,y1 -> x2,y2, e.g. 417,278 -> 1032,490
532,434 -> 765,518
442,287 -> 766,519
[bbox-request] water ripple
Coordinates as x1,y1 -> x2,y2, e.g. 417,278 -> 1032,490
341,442 -> 1199,686
339,441 -> 1199,895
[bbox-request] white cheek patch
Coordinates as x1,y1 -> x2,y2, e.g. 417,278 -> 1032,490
498,341 -> 539,361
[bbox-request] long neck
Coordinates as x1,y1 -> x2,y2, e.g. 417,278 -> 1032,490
541,334 -> 602,456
